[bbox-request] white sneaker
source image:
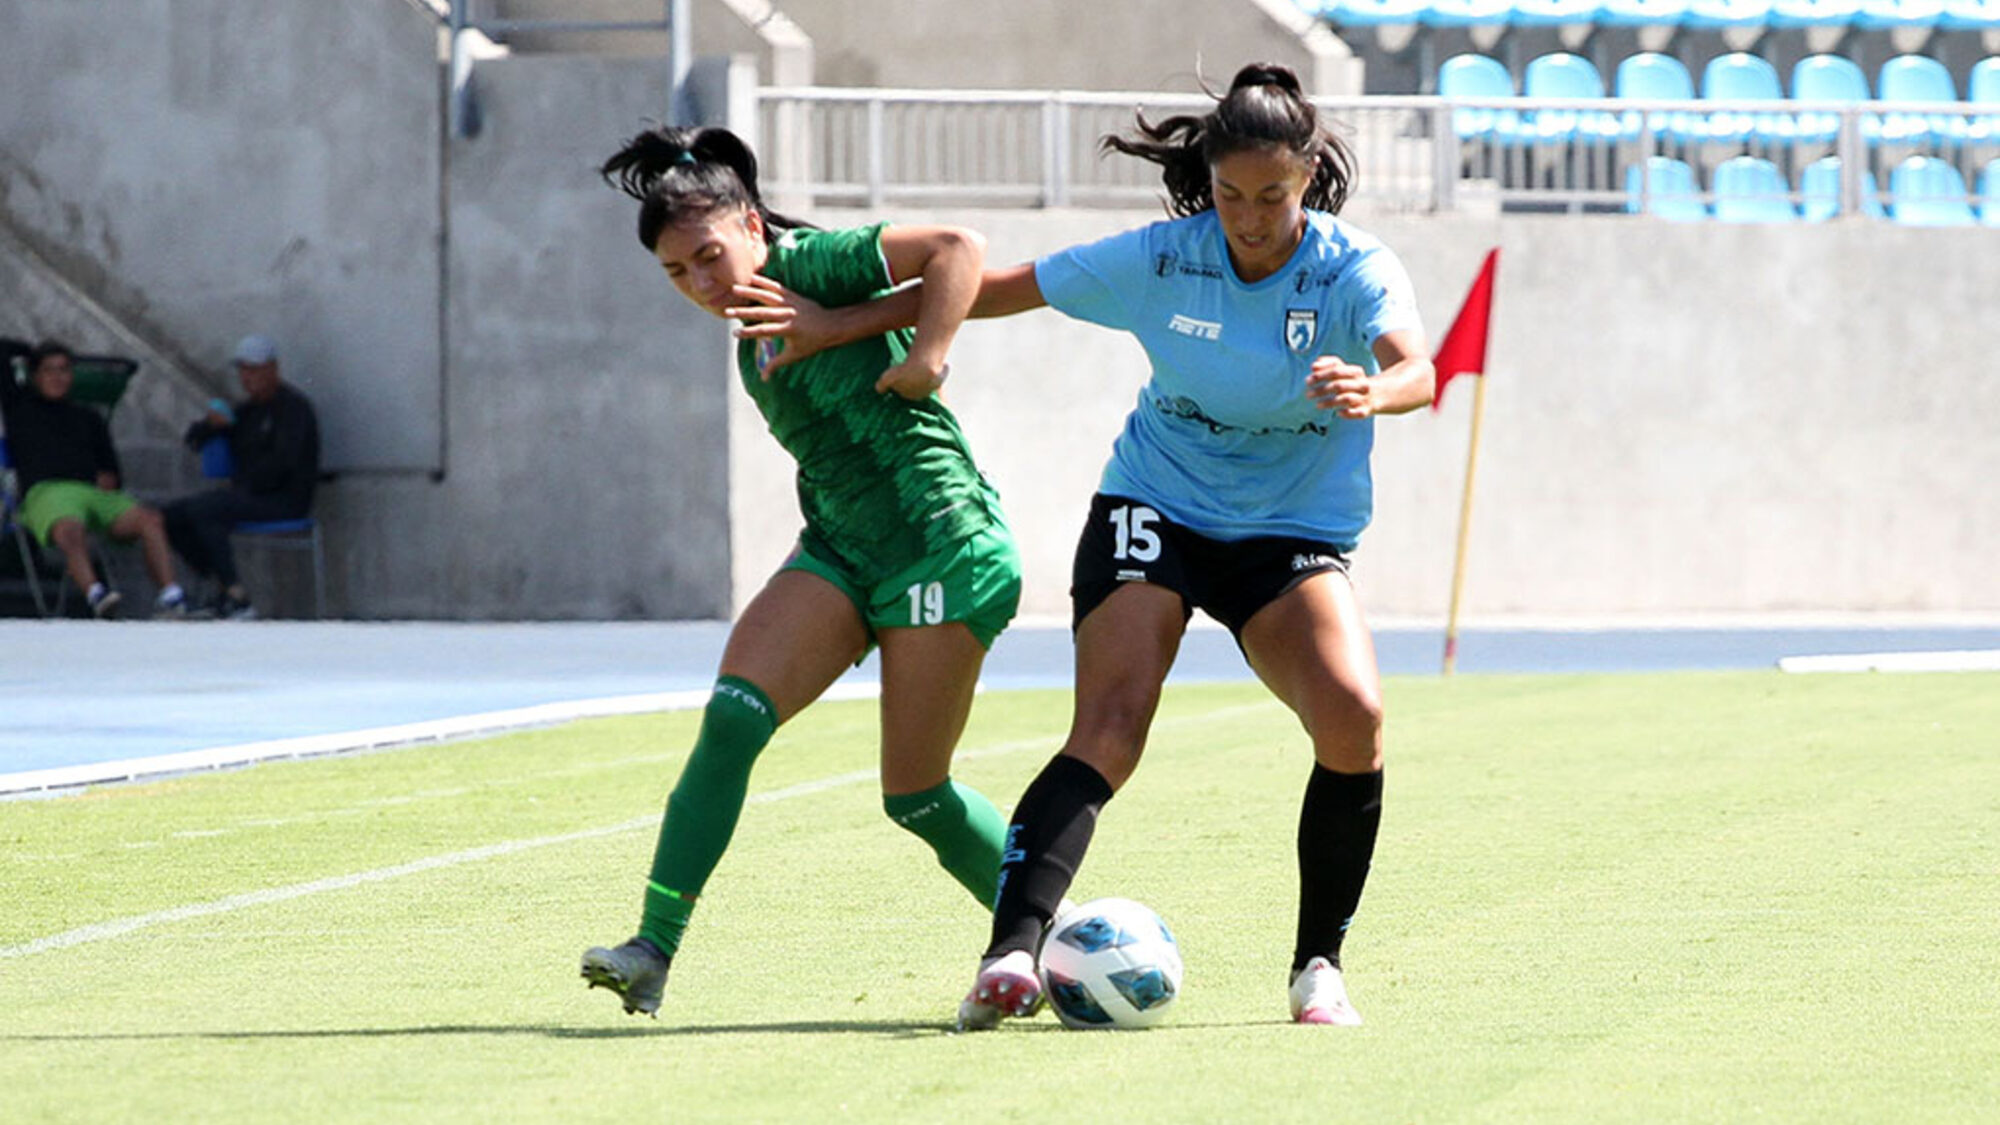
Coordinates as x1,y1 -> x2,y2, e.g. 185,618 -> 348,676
155,587 -> 188,618
87,586 -> 122,619
955,949 -> 1042,1031
1288,956 -> 1363,1026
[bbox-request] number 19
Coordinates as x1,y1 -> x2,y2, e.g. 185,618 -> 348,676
906,581 -> 945,625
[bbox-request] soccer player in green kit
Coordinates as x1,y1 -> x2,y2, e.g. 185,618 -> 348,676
579,125 -> 1023,1017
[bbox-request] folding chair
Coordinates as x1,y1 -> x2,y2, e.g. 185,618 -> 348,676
0,352 -> 136,617
198,437 -> 326,619
0,436 -> 69,616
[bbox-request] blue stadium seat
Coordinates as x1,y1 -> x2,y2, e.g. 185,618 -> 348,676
1703,52 -> 1799,143
1939,0 -> 2000,28
1888,154 -> 1975,223
1512,0 -> 1609,24
1770,0 -> 1863,25
1876,54 -> 1966,147
1979,159 -> 2000,225
1424,0 -> 1516,25
1440,53 -> 1526,142
1711,155 -> 1799,220
1799,155 -> 1888,218
1615,52 -> 1709,142
1792,53 -> 1879,144
1687,0 -> 1776,27
1855,0 -> 1945,28
1970,57 -> 2000,142
1600,0 -> 1693,23
1625,155 -> 1709,218
1523,52 -> 1621,142
1325,0 -> 1432,25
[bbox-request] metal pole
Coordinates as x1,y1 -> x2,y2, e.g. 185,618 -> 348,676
1431,103 -> 1455,214
448,0 -> 478,139
1042,97 -> 1071,208
1837,106 -> 1862,219
867,97 -> 886,209
669,0 -> 692,125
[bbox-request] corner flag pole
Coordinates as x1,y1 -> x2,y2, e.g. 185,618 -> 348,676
1442,371 -> 1488,675
1431,248 -> 1500,676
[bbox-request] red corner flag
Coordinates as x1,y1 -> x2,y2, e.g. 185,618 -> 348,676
1431,247 -> 1499,411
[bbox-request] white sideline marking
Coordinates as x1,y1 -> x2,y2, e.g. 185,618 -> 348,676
0,816 -> 656,960
0,684 -> 881,796
0,697 -> 1278,959
1777,650 -> 2000,674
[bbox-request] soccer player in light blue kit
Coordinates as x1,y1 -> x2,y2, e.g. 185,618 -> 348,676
738,62 -> 1435,1028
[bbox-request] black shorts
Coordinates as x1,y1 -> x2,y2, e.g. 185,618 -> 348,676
1070,493 -> 1352,638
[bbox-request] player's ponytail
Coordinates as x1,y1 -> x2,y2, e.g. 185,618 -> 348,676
1102,62 -> 1354,217
599,125 -> 811,251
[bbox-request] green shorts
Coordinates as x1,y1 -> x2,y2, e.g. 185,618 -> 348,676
19,480 -> 138,545
785,523 -> 1023,651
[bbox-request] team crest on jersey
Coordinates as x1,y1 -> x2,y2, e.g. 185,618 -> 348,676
1285,309 -> 1318,354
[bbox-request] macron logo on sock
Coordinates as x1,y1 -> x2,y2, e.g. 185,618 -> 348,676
714,682 -> 771,717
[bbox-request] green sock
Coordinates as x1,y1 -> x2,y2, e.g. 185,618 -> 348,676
884,777 -> 1009,909
638,676 -> 777,957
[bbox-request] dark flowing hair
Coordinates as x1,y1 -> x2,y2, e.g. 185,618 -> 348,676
1101,63 -> 1355,218
599,124 -> 812,250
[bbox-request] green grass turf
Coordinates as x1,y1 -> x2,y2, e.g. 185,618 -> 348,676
4,671 -> 1997,1123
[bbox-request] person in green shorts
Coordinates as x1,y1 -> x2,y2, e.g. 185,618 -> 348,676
1,340 -> 186,618
579,125 -> 1023,1018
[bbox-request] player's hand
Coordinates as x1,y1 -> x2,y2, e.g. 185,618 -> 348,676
728,275 -> 831,378
875,358 -> 948,401
1306,356 -> 1375,419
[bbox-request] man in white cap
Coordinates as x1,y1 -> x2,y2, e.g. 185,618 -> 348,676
162,334 -> 320,619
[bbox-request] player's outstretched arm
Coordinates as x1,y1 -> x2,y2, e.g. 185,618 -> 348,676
730,260 -> 1048,378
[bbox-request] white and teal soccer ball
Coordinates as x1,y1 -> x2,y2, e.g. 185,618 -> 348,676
1037,897 -> 1183,1030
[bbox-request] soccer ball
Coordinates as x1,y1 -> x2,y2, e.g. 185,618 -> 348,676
1037,897 -> 1184,1030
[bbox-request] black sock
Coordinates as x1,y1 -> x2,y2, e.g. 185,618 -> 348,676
984,755 -> 1115,959
1293,765 -> 1383,973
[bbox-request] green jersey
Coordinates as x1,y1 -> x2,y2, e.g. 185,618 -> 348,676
741,222 -> 1003,578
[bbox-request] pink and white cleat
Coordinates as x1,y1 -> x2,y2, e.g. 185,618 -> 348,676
1288,956 -> 1363,1026
955,949 -> 1044,1031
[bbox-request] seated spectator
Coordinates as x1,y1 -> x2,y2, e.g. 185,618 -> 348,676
163,335 -> 320,620
1,340 -> 187,618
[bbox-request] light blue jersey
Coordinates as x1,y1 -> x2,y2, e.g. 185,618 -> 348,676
1035,209 -> 1421,549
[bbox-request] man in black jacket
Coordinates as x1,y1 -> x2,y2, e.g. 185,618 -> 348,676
2,340 -> 186,617
163,334 -> 320,620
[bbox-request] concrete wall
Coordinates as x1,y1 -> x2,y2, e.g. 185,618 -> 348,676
742,0 -> 1352,93
485,0 -> 1354,93
2,1 -> 733,619
0,0 -> 444,474
329,52 -> 734,619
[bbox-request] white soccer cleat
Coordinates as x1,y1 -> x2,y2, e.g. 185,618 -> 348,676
1288,956 -> 1363,1026
955,949 -> 1043,1031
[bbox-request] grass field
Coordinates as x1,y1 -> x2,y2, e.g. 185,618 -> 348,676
4,671 -> 1998,1123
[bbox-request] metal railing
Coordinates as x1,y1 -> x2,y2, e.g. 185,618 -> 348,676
754,86 -> 2000,219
